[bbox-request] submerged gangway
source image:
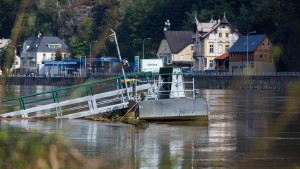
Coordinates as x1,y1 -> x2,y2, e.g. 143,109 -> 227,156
0,72 -> 153,119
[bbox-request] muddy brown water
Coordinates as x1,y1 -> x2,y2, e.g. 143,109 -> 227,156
1,86 -> 300,168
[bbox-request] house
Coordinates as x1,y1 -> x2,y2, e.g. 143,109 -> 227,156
0,38 -> 10,55
228,34 -> 275,73
20,33 -> 70,75
156,31 -> 194,68
11,55 -> 21,75
193,14 -> 241,71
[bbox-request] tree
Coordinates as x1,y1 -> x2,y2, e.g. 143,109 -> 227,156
69,17 -> 93,58
55,48 -> 63,61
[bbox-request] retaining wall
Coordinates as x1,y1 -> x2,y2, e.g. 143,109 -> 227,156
1,75 -> 300,90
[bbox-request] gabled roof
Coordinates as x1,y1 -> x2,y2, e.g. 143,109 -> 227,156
196,21 -> 217,33
228,34 -> 267,53
200,16 -> 241,38
215,53 -> 229,60
164,31 -> 194,53
25,36 -> 69,53
0,38 -> 10,49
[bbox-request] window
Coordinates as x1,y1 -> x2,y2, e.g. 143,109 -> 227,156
218,45 -> 222,53
180,55 -> 184,61
22,61 -> 27,67
209,60 -> 213,68
48,44 -> 61,49
167,55 -> 172,64
209,45 -> 214,53
191,45 -> 194,50
219,33 -> 222,38
43,53 -> 46,60
226,33 -> 229,38
51,53 -> 55,60
204,58 -> 207,67
30,61 -> 36,67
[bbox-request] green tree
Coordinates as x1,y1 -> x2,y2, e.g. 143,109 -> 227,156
69,17 -> 93,58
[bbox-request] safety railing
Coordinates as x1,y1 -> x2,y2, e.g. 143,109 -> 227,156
150,73 -> 197,99
0,72 -> 153,116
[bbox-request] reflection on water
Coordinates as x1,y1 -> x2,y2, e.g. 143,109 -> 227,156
1,86 -> 300,168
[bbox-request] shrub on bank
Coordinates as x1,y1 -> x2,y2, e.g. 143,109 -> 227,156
0,128 -> 120,169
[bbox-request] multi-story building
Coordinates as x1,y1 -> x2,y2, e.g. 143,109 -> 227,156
156,31 -> 194,68
20,33 -> 70,75
193,14 -> 241,71
228,34 -> 275,73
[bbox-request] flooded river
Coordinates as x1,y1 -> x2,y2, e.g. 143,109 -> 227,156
1,86 -> 300,168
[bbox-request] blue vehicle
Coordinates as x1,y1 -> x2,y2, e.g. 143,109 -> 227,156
181,67 -> 192,74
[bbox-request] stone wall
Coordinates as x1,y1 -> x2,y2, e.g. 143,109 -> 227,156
193,76 -> 300,90
1,75 -> 300,90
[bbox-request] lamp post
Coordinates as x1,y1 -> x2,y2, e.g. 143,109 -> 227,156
246,31 -> 256,74
142,38 -> 151,59
89,40 -> 97,73
111,29 -> 130,99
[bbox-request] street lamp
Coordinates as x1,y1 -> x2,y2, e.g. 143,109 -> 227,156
142,38 -> 151,59
247,31 -> 256,74
89,40 -> 97,73
111,29 -> 130,99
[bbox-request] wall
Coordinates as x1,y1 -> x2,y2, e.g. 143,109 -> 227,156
193,76 -> 300,90
1,75 -> 300,90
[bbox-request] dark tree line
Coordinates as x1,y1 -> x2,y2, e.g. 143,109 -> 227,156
0,0 -> 299,71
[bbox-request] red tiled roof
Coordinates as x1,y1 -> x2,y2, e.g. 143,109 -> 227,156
215,53 -> 229,60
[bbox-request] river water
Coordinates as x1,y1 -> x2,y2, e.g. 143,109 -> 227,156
1,85 -> 300,168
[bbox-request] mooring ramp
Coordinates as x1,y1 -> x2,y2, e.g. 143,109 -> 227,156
57,83 -> 152,119
59,102 -> 129,119
0,83 -> 152,119
0,72 -> 154,119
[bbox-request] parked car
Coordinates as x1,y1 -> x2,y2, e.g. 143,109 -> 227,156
181,67 -> 192,74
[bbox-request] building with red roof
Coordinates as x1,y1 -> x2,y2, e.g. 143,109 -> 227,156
193,13 -> 241,72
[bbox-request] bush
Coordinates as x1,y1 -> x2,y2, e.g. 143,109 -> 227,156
0,128 -> 120,169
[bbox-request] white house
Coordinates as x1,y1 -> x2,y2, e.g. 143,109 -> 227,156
20,34 -> 70,75
194,14 -> 241,71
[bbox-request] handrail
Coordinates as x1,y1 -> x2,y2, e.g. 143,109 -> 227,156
0,72 -> 153,114
192,71 -> 300,76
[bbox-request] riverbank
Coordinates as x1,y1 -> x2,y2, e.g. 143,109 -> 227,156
1,75 -> 300,90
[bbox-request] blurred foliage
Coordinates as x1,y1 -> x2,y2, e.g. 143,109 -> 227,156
0,0 -> 300,71
0,128 -> 120,169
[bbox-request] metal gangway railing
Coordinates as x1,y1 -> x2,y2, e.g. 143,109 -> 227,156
0,72 -> 153,119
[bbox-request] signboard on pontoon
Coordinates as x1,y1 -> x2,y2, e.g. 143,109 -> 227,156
141,59 -> 163,73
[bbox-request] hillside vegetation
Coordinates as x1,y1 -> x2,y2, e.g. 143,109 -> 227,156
0,0 -> 299,71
